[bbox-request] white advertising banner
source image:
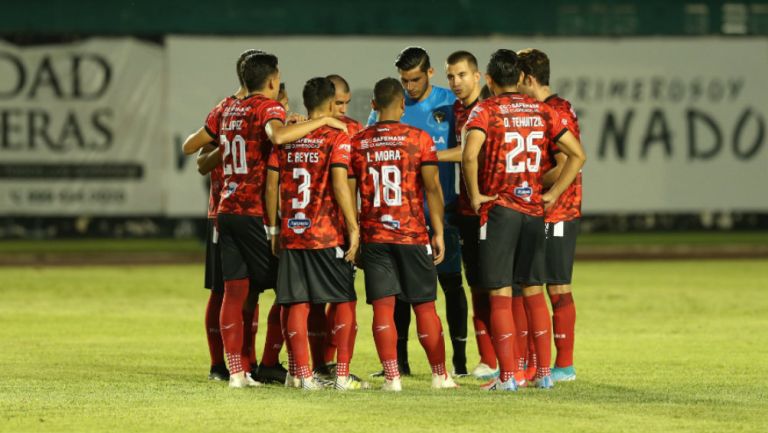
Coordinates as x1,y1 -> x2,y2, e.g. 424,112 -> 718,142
0,38 -> 166,216
167,36 -> 768,215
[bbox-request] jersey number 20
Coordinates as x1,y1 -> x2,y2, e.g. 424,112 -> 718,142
220,135 -> 248,175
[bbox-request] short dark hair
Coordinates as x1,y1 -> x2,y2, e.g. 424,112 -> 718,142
240,53 -> 279,92
480,84 -> 492,100
395,46 -> 430,72
326,74 -> 350,93
236,49 -> 264,85
486,49 -> 521,87
446,50 -> 478,71
303,77 -> 336,112
517,48 -> 550,86
373,77 -> 404,109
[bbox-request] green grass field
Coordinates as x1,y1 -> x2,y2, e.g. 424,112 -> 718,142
1,259 -> 767,433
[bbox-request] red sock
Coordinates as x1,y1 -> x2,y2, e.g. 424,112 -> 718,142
241,307 -> 258,370
550,292 -> 576,368
349,319 -> 358,360
332,301 -> 355,377
471,292 -> 497,369
512,294 -> 528,372
525,292 -> 552,379
413,301 -> 447,376
286,303 -> 311,378
220,278 -> 249,374
260,302 -> 283,367
280,305 -> 295,376
524,299 -> 537,380
489,294 -> 516,382
323,303 -> 338,364
205,291 -> 225,366
307,304 -> 327,371
372,296 -> 399,380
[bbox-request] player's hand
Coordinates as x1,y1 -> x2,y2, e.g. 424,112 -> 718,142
542,191 -> 560,211
270,235 -> 281,257
471,193 -> 498,214
287,113 -> 307,124
324,117 -> 348,133
431,233 -> 445,265
344,228 -> 360,264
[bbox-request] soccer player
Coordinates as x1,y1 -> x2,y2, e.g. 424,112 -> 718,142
518,48 -> 582,383
328,74 -> 364,135
183,52 -> 348,388
352,77 -> 457,391
265,77 -> 361,391
367,47 -> 468,376
437,50 -> 499,381
462,49 -> 586,390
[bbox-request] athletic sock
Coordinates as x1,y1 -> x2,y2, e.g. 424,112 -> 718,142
286,303 -> 311,378
241,306 -> 258,370
372,296 -> 400,380
413,301 -> 447,376
525,292 -> 552,379
332,301 -> 355,378
280,305 -> 295,377
205,291 -> 225,366
471,292 -> 497,369
260,302 -> 283,367
550,292 -> 576,368
524,298 -> 537,380
438,272 -> 468,370
394,298 -> 411,368
512,294 -> 528,372
307,303 -> 327,371
323,303 -> 338,365
220,278 -> 249,375
489,294 -> 516,383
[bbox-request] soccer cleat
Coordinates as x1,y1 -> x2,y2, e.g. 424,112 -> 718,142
532,375 -> 554,389
431,373 -> 459,389
382,377 -> 402,392
245,372 -> 263,387
481,377 -> 518,391
208,364 -> 230,381
334,375 -> 366,391
471,363 -> 500,381
284,372 -> 301,388
452,365 -> 470,378
514,370 -> 528,388
300,376 -> 324,391
313,364 -> 334,382
228,372 -> 259,388
551,366 -> 576,382
255,363 -> 288,384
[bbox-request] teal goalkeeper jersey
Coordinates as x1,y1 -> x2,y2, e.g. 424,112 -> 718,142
367,85 -> 458,208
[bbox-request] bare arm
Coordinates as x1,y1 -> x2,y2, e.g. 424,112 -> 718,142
542,130 -> 587,209
421,164 -> 445,265
265,169 -> 280,256
462,128 -> 497,213
196,144 -> 221,175
332,167 -> 360,262
182,127 -> 215,155
436,146 -> 462,162
265,117 -> 348,146
541,152 -> 567,189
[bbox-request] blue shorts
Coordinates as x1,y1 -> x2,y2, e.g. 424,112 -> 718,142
430,217 -> 462,275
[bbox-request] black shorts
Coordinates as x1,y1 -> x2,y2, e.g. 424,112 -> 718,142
361,242 -> 437,304
456,214 -> 480,287
217,213 -> 278,291
276,247 -> 356,304
204,218 -> 224,293
477,206 -> 546,289
545,218 -> 580,285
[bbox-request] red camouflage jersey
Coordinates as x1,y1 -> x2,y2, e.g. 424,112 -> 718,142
465,92 -> 567,223
453,98 -> 479,216
340,116 -> 363,136
208,94 -> 286,217
203,96 -> 237,219
542,94 -> 582,223
267,126 -> 351,250
350,121 -> 438,245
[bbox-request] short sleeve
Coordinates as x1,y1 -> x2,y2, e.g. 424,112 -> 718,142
261,100 -> 287,125
330,133 -> 351,169
421,131 -> 438,166
266,149 -> 279,171
544,103 -> 568,144
465,103 -> 490,134
204,104 -> 222,138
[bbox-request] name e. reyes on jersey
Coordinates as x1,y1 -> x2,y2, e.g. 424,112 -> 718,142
287,151 -> 320,163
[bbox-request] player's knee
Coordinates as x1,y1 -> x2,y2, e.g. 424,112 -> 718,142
547,284 -> 572,295
522,285 -> 544,297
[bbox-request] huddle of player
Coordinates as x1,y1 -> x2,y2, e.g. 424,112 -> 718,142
182,45 -> 585,392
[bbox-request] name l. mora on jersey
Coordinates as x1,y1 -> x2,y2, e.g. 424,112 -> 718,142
365,150 -> 402,162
